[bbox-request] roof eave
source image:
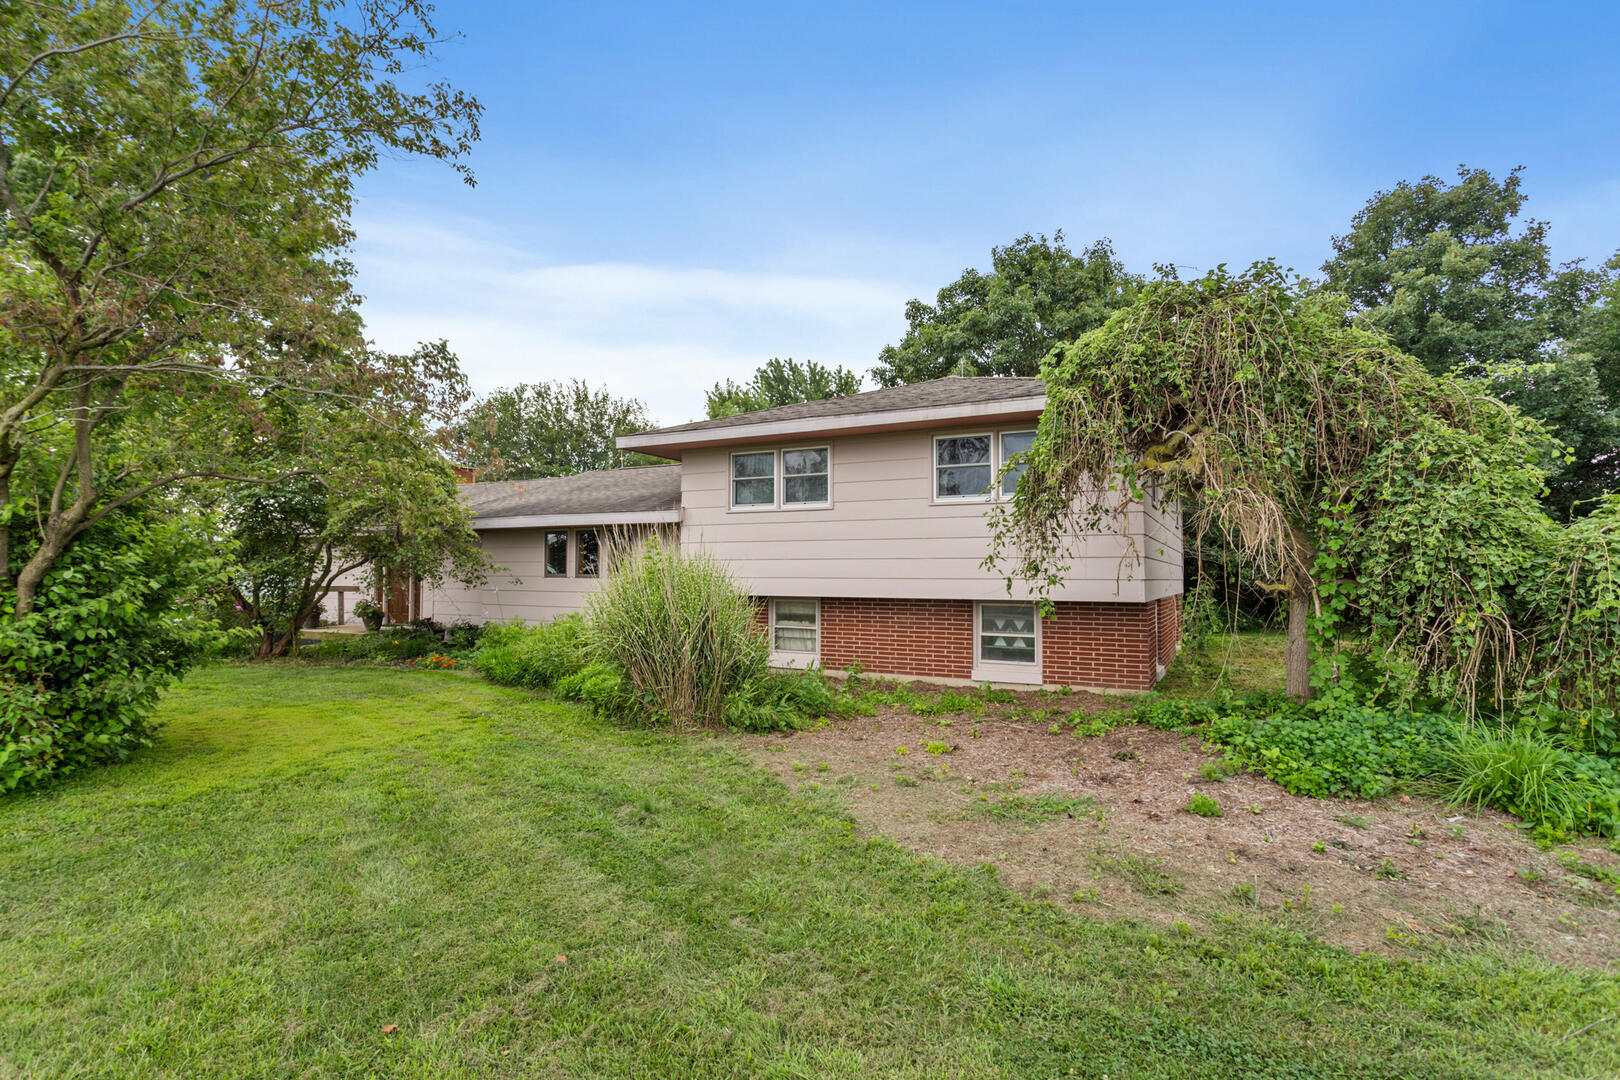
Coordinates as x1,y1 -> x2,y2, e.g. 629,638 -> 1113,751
472,509 -> 681,530
617,395 -> 1047,458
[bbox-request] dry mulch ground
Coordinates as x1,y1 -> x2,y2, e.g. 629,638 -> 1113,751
734,682 -> 1620,969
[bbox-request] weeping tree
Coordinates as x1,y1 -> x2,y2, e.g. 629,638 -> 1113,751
990,262 -> 1569,708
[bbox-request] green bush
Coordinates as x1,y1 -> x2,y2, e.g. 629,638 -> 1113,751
471,616 -> 590,689
552,661 -> 645,719
1186,792 -> 1223,817
586,542 -> 767,726
301,628 -> 442,663
1436,729 -> 1620,840
721,667 -> 850,733
0,511 -> 230,791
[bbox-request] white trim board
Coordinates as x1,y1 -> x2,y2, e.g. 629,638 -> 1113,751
617,396 -> 1047,454
473,509 -> 681,530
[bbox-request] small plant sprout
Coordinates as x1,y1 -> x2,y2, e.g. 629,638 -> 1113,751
816,761 -> 831,773
924,742 -> 951,755
1187,792 -> 1222,818
1375,859 -> 1406,881
791,761 -> 808,773
895,746 -> 909,756
1311,840 -> 1327,853
1334,814 -> 1370,830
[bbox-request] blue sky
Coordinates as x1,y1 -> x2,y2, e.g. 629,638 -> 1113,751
351,1 -> 1620,423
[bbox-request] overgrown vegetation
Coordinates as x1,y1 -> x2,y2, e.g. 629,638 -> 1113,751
1131,637 -> 1620,840
469,545 -> 851,732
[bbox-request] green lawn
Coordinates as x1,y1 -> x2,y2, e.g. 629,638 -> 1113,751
2,666 -> 1616,1078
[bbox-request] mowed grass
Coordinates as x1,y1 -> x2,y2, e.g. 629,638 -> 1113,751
2,667 -> 1616,1078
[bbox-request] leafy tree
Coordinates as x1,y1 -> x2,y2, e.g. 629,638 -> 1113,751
1323,168 -> 1619,516
705,358 -> 863,419
0,0 -> 480,615
1575,253 -> 1620,399
217,341 -> 491,657
872,233 -> 1140,386
992,263 -> 1555,706
222,439 -> 489,658
450,380 -> 660,480
0,1 -> 479,786
1322,167 -> 1604,375
1468,351 -> 1620,517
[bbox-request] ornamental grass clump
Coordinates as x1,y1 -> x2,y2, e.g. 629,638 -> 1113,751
586,542 -> 767,726
1435,728 -> 1620,840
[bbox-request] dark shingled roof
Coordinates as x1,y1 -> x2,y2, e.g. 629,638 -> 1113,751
460,464 -> 681,520
637,376 -> 1045,438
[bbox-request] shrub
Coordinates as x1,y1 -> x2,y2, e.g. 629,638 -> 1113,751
586,543 -> 766,725
721,667 -> 848,733
471,616 -> 590,689
1435,729 -> 1620,840
552,661 -> 645,719
0,511 -> 230,791
302,628 -> 442,663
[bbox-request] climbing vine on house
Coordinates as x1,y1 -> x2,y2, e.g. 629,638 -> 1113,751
991,263 -> 1620,735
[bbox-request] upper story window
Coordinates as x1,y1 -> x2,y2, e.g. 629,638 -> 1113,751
999,431 -> 1036,496
731,447 -> 832,509
544,531 -> 569,577
935,430 -> 1036,501
934,434 -> 993,499
782,447 -> 829,506
731,451 -> 776,507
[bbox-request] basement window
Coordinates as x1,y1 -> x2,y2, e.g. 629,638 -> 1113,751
978,602 -> 1037,664
770,599 -> 819,657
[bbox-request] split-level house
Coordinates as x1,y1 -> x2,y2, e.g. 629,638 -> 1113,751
421,376 -> 1184,692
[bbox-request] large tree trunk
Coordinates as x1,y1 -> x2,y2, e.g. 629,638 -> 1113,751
1286,583 -> 1313,702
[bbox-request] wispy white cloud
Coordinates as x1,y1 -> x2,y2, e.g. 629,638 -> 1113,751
350,212 -> 920,424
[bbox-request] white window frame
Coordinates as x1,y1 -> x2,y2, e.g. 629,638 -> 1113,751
932,431 -> 996,502
997,429 -> 1037,498
932,429 -> 1037,504
768,597 -> 820,668
971,600 -> 1042,685
729,449 -> 779,511
729,447 -> 835,511
780,445 -> 832,508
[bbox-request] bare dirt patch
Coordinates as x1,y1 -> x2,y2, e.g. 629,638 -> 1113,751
734,683 -> 1620,969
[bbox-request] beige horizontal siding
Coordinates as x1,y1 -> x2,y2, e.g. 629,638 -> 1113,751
680,428 -> 1179,604
424,523 -> 672,625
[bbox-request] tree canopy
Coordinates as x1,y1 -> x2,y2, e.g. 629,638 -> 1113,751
0,0 -> 481,614
873,233 -> 1140,386
705,358 -> 862,419
1322,167 -> 1619,517
994,264 -> 1620,717
450,380 -> 659,480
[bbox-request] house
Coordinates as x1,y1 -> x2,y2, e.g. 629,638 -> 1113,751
421,376 -> 1183,691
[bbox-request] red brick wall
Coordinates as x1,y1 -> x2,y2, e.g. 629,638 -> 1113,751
1156,595 -> 1182,669
763,595 -> 1183,691
1039,601 -> 1159,691
818,597 -> 976,680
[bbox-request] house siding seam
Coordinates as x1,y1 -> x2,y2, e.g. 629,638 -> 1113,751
768,596 -> 1177,691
